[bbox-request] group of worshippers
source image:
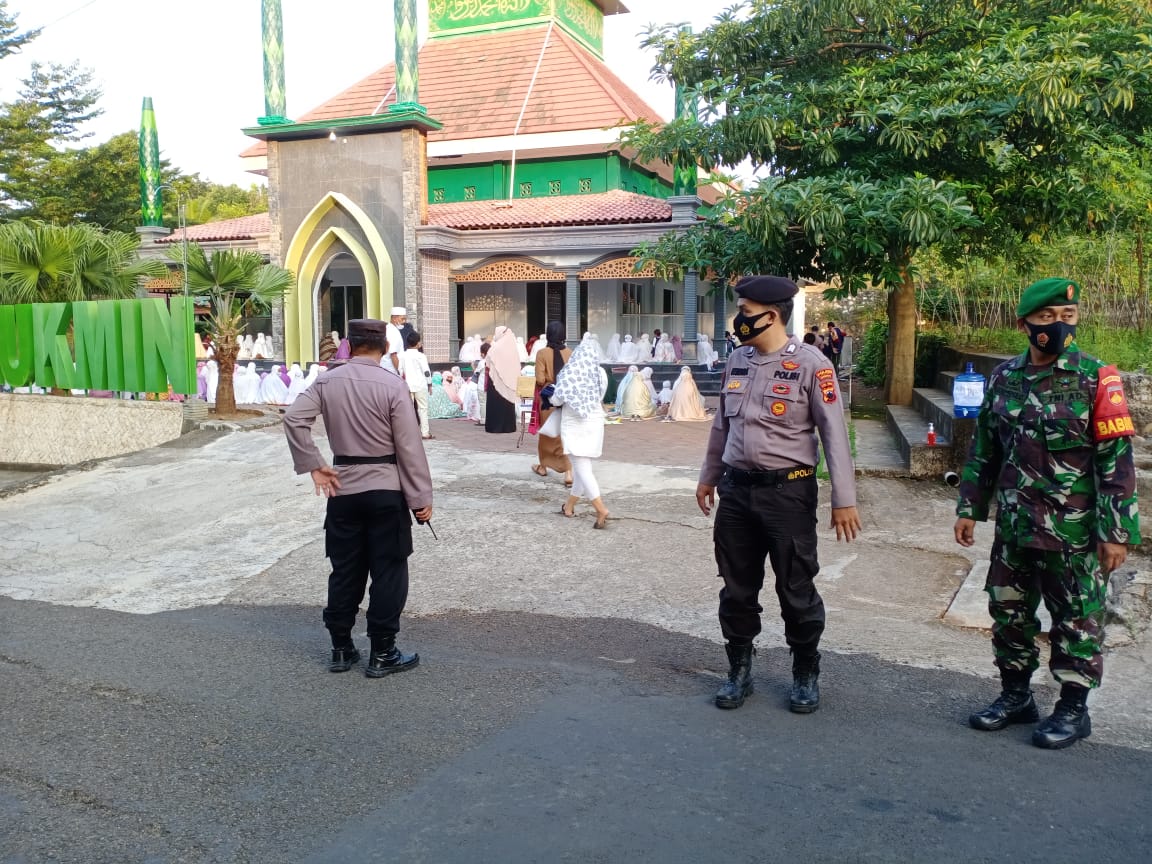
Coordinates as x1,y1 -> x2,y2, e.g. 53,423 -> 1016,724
197,361 -> 323,406
603,331 -> 722,370
614,365 -> 709,422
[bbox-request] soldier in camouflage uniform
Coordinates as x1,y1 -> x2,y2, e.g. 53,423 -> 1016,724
955,277 -> 1139,749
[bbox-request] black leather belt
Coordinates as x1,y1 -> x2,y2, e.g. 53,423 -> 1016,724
333,454 -> 396,465
724,465 -> 816,486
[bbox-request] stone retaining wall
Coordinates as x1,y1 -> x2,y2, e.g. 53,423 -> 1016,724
0,395 -> 184,467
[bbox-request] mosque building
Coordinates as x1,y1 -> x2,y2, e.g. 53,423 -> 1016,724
142,0 -> 731,364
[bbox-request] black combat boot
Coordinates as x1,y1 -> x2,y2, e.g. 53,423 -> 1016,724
968,674 -> 1039,731
328,632 -> 360,673
789,650 -> 821,714
365,635 -> 419,678
1032,684 -> 1092,749
715,643 -> 754,709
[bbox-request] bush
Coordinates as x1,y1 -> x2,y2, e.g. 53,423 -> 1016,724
948,325 -> 1151,372
856,320 -> 888,387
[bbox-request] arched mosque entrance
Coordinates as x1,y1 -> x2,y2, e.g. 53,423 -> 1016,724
316,253 -> 365,350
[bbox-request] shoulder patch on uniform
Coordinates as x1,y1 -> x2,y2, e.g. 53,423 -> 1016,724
1094,364 -> 1135,441
815,368 -> 835,382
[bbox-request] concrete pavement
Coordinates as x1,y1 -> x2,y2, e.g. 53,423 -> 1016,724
1,417 -> 1150,862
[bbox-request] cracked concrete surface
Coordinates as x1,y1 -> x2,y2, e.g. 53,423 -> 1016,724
0,419 -> 1148,748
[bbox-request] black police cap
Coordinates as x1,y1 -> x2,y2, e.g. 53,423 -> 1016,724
733,275 -> 798,304
347,318 -> 388,338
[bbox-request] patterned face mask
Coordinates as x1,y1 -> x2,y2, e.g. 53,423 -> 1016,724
733,310 -> 772,343
1024,320 -> 1076,355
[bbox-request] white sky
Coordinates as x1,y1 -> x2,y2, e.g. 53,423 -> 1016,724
3,0 -> 726,187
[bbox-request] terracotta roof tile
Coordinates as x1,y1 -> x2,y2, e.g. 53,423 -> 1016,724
426,189 -> 671,230
157,213 -> 272,243
242,26 -> 664,158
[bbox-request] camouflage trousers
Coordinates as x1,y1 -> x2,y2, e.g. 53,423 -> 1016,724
986,539 -> 1106,689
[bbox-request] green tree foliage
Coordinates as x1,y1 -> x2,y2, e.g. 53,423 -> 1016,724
624,0 -> 1152,404
179,245 -> 291,415
0,220 -> 166,304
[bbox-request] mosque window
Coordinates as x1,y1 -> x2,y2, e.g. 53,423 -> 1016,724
578,178 -> 592,193
621,281 -> 643,315
433,188 -> 445,203
464,186 -> 476,200
549,180 -> 562,196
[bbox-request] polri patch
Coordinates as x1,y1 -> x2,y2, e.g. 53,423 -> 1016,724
772,383 -> 791,395
781,360 -> 800,371
727,380 -> 743,391
770,401 -> 787,417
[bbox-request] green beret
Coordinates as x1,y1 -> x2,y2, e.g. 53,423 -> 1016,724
1017,277 -> 1081,318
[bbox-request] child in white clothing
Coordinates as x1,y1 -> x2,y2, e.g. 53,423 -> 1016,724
400,331 -> 433,438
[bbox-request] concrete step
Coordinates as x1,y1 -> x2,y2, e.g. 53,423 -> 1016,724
912,387 -> 956,442
885,404 -> 954,480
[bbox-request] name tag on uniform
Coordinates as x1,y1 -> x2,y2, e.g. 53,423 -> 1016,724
731,368 -> 749,377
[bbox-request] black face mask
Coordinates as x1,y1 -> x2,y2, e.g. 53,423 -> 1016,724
1024,320 -> 1076,356
733,310 -> 773,343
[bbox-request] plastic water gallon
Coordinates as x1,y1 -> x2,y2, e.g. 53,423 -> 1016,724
953,362 -> 986,418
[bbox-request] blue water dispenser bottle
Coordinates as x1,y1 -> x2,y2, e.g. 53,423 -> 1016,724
953,362 -> 986,418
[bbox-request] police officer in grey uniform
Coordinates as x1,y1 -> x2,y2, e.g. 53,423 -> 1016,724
697,276 -> 861,712
284,319 -> 433,678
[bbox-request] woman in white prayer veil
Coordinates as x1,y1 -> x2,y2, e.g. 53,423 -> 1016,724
458,336 -> 477,364
459,373 -> 480,422
528,333 -> 546,361
656,380 -> 673,415
669,366 -> 709,421
636,332 -> 653,360
252,333 -> 270,359
641,367 -> 658,402
205,360 -> 219,404
284,363 -> 307,405
617,334 -> 639,364
236,362 -> 260,403
303,364 -> 321,390
516,336 -> 530,362
698,334 -> 719,370
259,365 -> 289,404
654,333 -> 675,363
239,335 -> 254,360
606,334 -> 621,362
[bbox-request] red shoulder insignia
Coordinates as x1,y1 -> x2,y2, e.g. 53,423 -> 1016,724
1094,365 -> 1135,441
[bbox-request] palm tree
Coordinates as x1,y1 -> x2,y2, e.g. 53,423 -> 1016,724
0,221 -> 165,304
178,244 -> 293,416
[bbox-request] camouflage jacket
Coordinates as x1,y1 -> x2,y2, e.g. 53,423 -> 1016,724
956,345 -> 1140,551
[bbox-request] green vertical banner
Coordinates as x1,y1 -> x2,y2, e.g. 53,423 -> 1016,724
673,28 -> 698,198
139,97 -> 163,227
259,0 -> 289,125
0,304 -> 34,387
391,0 -> 424,113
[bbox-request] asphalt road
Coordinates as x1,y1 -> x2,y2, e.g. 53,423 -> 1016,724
2,598 -> 1149,864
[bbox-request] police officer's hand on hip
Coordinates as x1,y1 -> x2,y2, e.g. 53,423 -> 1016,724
698,275 -> 860,714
